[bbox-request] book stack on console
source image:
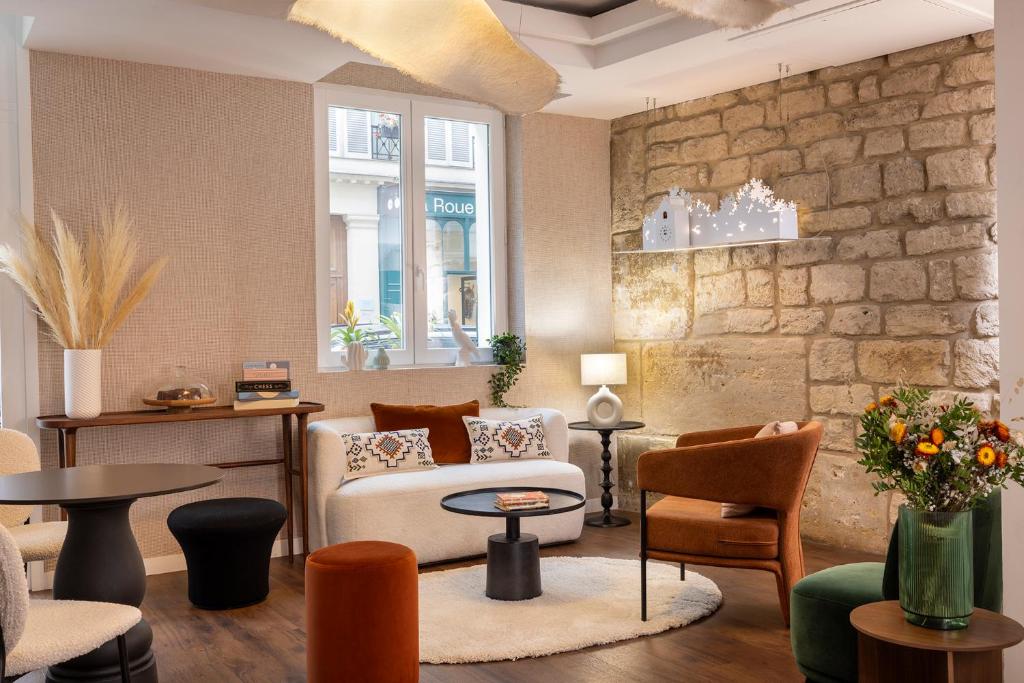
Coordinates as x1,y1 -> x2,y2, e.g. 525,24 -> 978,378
494,491 -> 550,512
234,361 -> 299,411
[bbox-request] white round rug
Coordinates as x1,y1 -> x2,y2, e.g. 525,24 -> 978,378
419,556 -> 722,663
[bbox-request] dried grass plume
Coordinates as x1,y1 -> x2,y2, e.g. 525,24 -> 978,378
0,208 -> 168,349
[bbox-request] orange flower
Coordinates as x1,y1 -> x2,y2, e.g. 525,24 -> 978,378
930,428 -> 945,446
997,451 -> 1009,469
916,442 -> 940,457
889,421 -> 907,444
995,421 -> 1011,442
977,445 -> 996,467
865,402 -> 878,413
879,395 -> 897,407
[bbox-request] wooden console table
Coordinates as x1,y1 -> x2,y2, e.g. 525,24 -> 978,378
37,402 -> 325,561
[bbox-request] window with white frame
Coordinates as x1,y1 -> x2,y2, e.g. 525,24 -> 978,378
314,85 -> 507,369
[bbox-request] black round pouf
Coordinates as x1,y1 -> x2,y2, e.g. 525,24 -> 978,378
167,497 -> 287,610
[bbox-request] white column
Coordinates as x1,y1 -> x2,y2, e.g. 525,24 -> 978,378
995,2 -> 1024,675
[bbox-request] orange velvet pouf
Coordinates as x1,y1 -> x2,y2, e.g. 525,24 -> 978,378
306,541 -> 419,682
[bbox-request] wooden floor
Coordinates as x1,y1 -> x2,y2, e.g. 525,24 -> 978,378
126,513 -> 879,682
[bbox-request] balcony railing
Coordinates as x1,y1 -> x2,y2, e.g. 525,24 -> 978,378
372,124 -> 400,161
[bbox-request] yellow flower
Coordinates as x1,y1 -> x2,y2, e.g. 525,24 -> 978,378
929,428 -> 945,446
889,421 -> 907,444
879,395 -> 897,407
865,402 -> 878,413
977,445 -> 996,467
916,442 -> 940,457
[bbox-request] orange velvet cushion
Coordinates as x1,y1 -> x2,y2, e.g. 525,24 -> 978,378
371,400 -> 480,464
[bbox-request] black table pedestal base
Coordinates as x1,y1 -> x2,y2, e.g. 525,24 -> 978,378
486,515 -> 541,601
585,512 -> 632,528
47,498 -> 158,683
47,622 -> 157,683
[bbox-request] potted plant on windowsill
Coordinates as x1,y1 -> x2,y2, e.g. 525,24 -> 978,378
857,387 -> 1024,630
337,300 -> 368,372
0,208 -> 167,419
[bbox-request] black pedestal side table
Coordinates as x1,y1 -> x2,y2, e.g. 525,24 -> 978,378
441,486 -> 585,601
0,463 -> 223,683
568,420 -> 644,528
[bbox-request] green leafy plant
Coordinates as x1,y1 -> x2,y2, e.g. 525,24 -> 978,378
488,333 -> 525,407
379,312 -> 402,348
856,386 -> 1024,512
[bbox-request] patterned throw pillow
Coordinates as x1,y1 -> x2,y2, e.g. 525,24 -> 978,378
340,428 -> 437,480
463,416 -> 552,463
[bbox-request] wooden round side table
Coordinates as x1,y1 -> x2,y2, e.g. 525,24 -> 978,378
850,601 -> 1024,682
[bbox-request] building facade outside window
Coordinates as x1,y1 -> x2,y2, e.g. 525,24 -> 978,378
314,86 -> 506,368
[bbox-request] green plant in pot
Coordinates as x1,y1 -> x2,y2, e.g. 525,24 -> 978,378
857,387 -> 1024,629
488,333 -> 525,408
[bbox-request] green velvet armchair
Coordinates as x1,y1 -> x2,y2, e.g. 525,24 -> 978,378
789,492 -> 1003,683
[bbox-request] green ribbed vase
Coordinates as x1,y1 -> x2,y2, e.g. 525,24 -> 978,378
898,505 -> 974,630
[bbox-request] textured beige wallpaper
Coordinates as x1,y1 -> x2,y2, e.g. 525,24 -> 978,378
29,52 -> 612,557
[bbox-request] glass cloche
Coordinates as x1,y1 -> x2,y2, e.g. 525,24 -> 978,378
143,365 -> 216,412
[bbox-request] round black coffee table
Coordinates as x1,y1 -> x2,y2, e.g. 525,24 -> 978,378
0,463 -> 223,683
440,486 -> 584,601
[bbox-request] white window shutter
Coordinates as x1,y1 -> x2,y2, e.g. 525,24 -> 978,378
346,109 -> 370,157
328,108 -> 339,153
426,118 -> 447,163
450,121 -> 471,164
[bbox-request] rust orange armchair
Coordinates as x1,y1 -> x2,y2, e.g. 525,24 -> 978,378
637,421 -> 822,626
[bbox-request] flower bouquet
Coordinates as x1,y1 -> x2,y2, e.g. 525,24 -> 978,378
857,387 -> 1024,629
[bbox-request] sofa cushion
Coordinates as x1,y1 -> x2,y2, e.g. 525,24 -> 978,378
371,400 -> 479,464
464,415 -> 551,463
340,429 -> 437,480
325,459 -> 585,565
647,496 -> 779,560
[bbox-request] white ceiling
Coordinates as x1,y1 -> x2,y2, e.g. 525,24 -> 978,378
0,0 -> 993,119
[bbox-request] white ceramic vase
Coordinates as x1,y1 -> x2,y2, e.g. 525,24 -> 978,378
586,384 -> 623,429
64,348 -> 102,419
346,342 -> 367,372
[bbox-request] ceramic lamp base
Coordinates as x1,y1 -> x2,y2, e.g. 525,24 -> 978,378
586,385 -> 623,428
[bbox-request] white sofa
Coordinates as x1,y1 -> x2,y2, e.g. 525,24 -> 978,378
307,407 -> 586,564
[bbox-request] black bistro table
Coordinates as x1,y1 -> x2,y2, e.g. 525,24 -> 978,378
440,486 -> 584,601
568,420 -> 644,527
0,463 -> 223,683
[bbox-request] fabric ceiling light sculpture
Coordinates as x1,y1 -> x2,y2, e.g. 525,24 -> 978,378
652,0 -> 785,28
287,0 -> 560,115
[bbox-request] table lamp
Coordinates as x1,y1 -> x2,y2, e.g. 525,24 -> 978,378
581,353 -> 627,428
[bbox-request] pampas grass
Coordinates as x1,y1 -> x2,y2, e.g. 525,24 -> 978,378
0,208 -> 168,349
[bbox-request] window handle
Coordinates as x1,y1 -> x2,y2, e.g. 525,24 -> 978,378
415,264 -> 424,291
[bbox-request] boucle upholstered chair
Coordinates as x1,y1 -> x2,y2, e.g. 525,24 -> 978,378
0,523 -> 139,681
0,430 -> 67,563
637,421 -> 822,626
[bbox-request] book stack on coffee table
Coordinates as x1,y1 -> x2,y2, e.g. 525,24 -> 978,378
234,361 -> 299,410
494,491 -> 550,512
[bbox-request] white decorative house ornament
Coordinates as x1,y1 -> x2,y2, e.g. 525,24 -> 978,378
448,309 -> 478,367
642,187 -> 692,250
641,179 -> 798,252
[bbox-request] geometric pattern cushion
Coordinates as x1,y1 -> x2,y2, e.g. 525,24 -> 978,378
340,429 -> 436,480
464,415 -> 551,463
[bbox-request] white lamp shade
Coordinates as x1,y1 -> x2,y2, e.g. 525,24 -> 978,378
581,354 -> 627,386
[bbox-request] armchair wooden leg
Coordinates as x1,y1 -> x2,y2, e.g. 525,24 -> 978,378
680,563 -> 685,581
117,634 -> 131,682
640,489 -> 648,622
773,568 -> 792,628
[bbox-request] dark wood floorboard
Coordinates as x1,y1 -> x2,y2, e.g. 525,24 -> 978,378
64,512 -> 880,682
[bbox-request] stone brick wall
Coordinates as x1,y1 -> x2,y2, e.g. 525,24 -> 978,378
609,32 -> 997,552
